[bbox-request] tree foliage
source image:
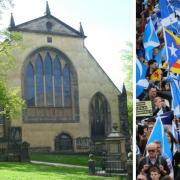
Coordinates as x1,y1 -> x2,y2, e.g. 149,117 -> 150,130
0,31 -> 23,120
0,0 -> 23,120
0,0 -> 13,12
120,42 -> 133,135
120,42 -> 133,98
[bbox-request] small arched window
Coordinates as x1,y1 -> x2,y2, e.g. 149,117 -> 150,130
55,133 -> 73,151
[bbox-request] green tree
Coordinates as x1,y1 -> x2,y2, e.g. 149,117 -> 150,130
0,0 -> 23,120
120,42 -> 133,134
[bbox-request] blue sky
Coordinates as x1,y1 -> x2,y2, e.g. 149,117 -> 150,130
0,0 -> 133,90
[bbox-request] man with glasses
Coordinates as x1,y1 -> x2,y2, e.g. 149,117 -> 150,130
154,141 -> 174,179
137,143 -> 170,179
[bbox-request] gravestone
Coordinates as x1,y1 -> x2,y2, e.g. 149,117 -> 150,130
103,123 -> 127,174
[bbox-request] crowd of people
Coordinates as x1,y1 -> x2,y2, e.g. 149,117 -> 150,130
136,0 -> 180,179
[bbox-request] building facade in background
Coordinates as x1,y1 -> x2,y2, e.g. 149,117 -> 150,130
8,3 -> 128,155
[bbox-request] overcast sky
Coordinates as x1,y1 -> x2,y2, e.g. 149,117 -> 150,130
0,0 -> 133,90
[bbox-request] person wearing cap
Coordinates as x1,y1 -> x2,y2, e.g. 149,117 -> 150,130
137,143 -> 170,178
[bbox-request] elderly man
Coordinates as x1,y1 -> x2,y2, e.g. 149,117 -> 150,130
137,143 -> 170,179
154,141 -> 174,179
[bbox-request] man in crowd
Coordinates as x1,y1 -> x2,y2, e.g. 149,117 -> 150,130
137,143 -> 170,179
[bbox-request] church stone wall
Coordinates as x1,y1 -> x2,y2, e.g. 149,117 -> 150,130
7,31 -> 121,151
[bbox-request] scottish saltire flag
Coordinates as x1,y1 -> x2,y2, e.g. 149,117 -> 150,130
136,57 -> 149,97
143,18 -> 160,60
159,0 -> 180,34
147,116 -> 172,160
169,74 -> 180,117
170,0 -> 180,11
164,28 -> 180,74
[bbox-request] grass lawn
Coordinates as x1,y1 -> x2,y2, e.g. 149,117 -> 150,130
30,153 -> 101,167
0,162 -> 123,180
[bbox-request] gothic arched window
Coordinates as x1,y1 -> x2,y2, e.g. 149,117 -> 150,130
89,92 -> 111,139
23,47 -> 79,123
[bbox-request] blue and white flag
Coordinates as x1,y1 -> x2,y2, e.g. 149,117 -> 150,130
172,121 -> 179,153
170,0 -> 180,10
169,74 -> 180,117
147,116 -> 172,160
136,57 -> 149,98
143,18 -> 160,60
159,111 -> 174,125
159,0 -> 180,35
154,46 -> 167,68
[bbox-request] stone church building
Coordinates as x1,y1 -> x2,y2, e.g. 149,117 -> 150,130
7,2 -> 129,154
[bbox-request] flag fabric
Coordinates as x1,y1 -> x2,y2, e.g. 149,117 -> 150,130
160,61 -> 168,69
150,69 -> 162,81
170,0 -> 180,10
159,0 -> 180,34
154,47 -> 167,68
143,18 -> 160,61
147,116 -> 172,160
169,74 -> 180,117
136,57 -> 149,98
164,28 -> 180,74
159,111 -> 174,125
171,121 -> 179,153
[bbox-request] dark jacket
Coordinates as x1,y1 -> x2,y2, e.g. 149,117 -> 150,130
137,155 -> 170,179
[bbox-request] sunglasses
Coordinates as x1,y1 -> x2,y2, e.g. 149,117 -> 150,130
148,149 -> 156,153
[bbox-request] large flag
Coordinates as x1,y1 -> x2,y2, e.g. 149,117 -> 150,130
159,0 -> 180,35
143,18 -> 160,61
147,116 -> 172,160
136,57 -> 149,98
164,28 -> 180,74
169,74 -> 180,117
170,0 -> 180,11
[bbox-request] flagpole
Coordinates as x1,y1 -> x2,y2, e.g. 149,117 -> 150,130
175,117 -> 180,143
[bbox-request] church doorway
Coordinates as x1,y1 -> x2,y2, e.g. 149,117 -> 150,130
55,133 -> 73,152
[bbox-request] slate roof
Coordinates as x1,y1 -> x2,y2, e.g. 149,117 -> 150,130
9,13 -> 86,38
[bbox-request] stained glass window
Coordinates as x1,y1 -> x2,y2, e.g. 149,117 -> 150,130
54,55 -> 62,106
35,54 -> 44,106
25,63 -> 35,106
63,65 -> 71,107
